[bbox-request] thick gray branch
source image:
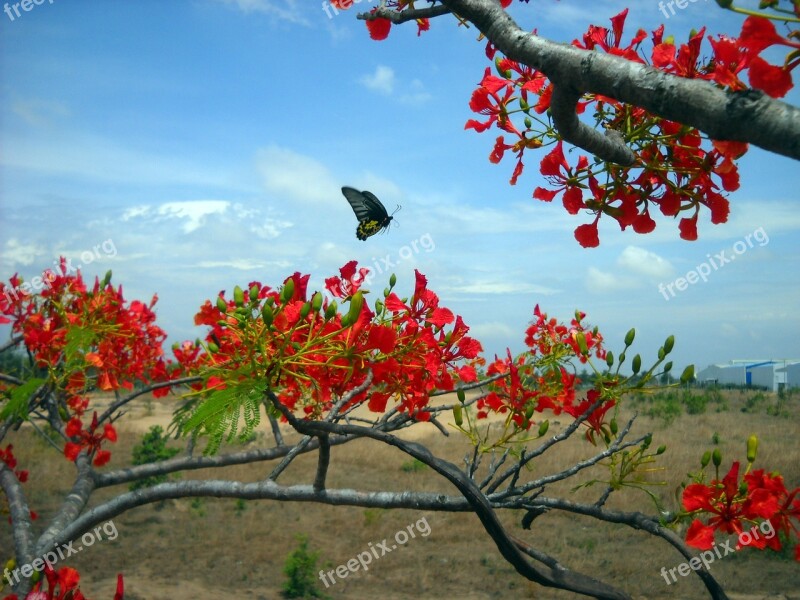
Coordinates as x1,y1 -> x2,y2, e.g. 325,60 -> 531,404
393,0 -> 800,162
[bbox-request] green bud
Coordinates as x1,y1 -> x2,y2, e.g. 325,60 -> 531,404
664,335 -> 675,355
632,354 -> 641,374
311,291 -> 323,313
656,444 -> 667,455
389,273 -> 397,287
643,433 -> 652,449
457,389 -> 466,404
519,97 -> 529,111
606,351 -> 614,368
346,291 -> 364,324
453,404 -> 463,427
610,418 -> 618,435
658,347 -> 666,361
216,296 -> 228,313
525,403 -> 534,419
249,284 -> 259,302
746,434 -> 758,463
664,361 -> 673,373
280,279 -> 295,303
712,448 -> 722,467
383,287 -> 391,298
261,304 -> 274,327
374,298 -> 384,313
324,300 -> 338,320
575,332 -> 589,355
299,301 -> 312,319
207,342 -> 219,354
494,56 -> 511,78
101,269 -> 113,288
701,450 -> 711,468
624,328 -> 636,346
538,420 -> 549,437
680,365 -> 695,384
714,0 -> 733,8
524,116 -> 532,129
233,285 -> 245,307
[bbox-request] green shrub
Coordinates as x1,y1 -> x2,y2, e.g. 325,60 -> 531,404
282,535 -> 329,599
129,425 -> 181,491
682,390 -> 707,415
401,458 -> 427,472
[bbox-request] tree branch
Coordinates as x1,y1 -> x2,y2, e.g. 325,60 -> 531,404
431,0 -> 800,162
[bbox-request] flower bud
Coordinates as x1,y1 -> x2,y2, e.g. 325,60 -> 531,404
746,434 -> 758,463
575,332 -> 589,355
299,301 -> 312,319
624,328 -> 636,346
324,300 -> 338,320
207,342 -> 219,354
457,388 -> 466,404
538,420 -> 549,437
631,354 -> 641,374
701,450 -> 711,468
101,269 -> 113,288
233,285 -> 245,307
261,304 -> 273,327
663,361 -> 672,373
280,279 -> 295,304
606,351 -> 614,368
610,418 -> 618,435
311,291 -> 323,313
389,273 -> 397,287
453,404 -> 463,427
249,284 -> 259,302
216,296 -> 228,313
712,448 -> 722,467
664,335 -> 675,355
680,365 -> 695,384
656,444 -> 667,455
346,291 -> 364,324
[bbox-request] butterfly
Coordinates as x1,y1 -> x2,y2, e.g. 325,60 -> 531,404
341,186 -> 399,241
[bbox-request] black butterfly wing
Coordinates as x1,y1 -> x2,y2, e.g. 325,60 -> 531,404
341,186 -> 393,240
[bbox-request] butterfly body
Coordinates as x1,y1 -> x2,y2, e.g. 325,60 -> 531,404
341,186 -> 397,241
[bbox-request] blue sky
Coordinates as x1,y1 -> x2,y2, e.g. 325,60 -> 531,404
1,0 -> 798,376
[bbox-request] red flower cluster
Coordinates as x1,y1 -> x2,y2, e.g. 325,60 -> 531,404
476,306 -> 614,442
465,10 -> 798,246
2,566 -> 123,600
0,261 -> 175,467
0,260 -> 171,405
0,444 -> 28,483
176,264 -> 483,422
683,461 -> 800,561
63,412 -> 118,467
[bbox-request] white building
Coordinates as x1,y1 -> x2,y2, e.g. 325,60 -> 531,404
697,360 -> 800,392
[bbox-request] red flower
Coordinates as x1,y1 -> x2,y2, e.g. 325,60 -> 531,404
366,10 -> 391,40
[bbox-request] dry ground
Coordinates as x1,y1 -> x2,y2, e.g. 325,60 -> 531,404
2,389 -> 799,600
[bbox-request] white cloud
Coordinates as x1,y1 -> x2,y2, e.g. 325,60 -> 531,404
360,65 -> 396,95
10,98 -> 70,128
617,245 -> 673,279
585,266 -> 640,294
256,145 -> 340,204
157,201 -> 231,233
214,0 -> 309,24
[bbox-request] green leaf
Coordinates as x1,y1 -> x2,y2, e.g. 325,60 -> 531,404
1,377 -> 46,420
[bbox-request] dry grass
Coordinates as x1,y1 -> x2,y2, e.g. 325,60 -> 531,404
1,389 -> 798,600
